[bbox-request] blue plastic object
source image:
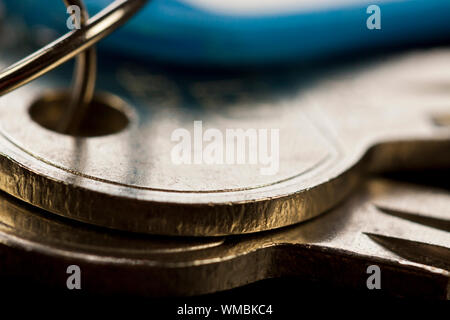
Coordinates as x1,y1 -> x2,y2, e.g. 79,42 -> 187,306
2,0 -> 450,66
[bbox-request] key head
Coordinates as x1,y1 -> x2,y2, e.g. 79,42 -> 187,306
0,49 -> 449,235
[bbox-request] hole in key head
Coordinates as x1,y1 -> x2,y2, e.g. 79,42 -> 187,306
29,91 -> 130,137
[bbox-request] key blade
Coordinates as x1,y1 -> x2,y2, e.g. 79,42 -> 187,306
364,232 -> 450,271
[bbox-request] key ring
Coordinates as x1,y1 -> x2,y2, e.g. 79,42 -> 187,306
0,0 -> 148,133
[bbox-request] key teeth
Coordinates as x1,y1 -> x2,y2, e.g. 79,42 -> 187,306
364,232 -> 450,271
375,205 -> 450,232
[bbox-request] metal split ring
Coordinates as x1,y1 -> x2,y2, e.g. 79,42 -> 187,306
0,0 -> 148,133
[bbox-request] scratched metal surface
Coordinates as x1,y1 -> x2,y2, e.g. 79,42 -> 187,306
0,36 -> 450,234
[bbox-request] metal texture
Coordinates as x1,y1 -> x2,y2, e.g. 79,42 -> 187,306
0,47 -> 449,236
0,177 -> 448,298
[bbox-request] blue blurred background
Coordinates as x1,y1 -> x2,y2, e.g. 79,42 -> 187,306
1,0 -> 450,67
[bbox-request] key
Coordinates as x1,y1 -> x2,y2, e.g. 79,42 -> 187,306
0,45 -> 449,236
0,173 -> 448,298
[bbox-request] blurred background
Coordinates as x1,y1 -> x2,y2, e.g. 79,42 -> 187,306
1,0 -> 450,68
